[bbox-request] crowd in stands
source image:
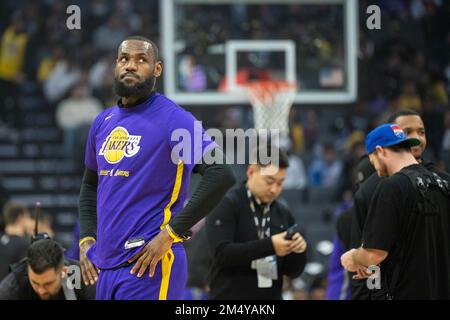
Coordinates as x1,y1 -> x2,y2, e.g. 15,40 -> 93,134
0,0 -> 449,300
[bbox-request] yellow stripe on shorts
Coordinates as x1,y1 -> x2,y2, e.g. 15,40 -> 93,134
158,249 -> 175,300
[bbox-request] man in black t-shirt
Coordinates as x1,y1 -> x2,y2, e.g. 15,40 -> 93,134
353,109 -> 450,239
349,109 -> 450,300
341,123 -> 450,299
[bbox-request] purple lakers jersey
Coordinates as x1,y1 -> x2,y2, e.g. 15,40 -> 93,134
84,93 -> 216,269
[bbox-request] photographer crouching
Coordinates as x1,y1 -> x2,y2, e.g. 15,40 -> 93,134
0,239 -> 95,300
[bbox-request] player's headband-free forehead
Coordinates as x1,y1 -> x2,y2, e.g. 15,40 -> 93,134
120,40 -> 152,51
118,39 -> 160,61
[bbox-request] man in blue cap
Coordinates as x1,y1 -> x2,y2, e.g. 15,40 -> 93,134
364,123 -> 420,177
341,123 -> 450,299
349,109 -> 450,300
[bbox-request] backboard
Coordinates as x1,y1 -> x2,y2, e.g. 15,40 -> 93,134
161,0 -> 358,104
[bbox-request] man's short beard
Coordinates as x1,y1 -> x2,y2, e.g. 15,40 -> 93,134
376,156 -> 389,177
113,75 -> 156,98
379,163 -> 389,177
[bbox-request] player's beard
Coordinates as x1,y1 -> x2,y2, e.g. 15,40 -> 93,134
113,74 -> 156,98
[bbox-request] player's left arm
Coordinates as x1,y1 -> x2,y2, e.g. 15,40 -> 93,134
129,147 -> 236,277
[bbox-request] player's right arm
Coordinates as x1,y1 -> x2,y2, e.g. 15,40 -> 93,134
79,167 -> 99,286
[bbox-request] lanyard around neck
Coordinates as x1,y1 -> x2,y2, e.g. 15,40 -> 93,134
246,187 -> 271,239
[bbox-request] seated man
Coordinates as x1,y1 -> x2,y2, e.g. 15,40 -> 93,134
0,239 -> 95,300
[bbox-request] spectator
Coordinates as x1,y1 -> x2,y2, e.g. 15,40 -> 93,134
282,276 -> 307,300
114,0 -> 142,34
308,274 -> 327,300
0,202 -> 31,281
86,0 -> 111,33
441,111 -> 450,171
25,209 -> 55,239
88,53 -> 116,106
178,55 -> 207,92
43,54 -> 81,103
0,11 -> 29,128
93,14 -> 128,53
283,152 -> 307,191
37,45 -> 65,83
0,177 -> 10,229
55,83 -> 103,165
395,80 -> 422,112
302,110 -> 320,150
309,143 -> 343,188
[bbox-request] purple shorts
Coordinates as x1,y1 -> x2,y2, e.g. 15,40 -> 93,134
95,246 -> 187,300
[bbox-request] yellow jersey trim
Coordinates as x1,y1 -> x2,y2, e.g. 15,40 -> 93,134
160,160 -> 184,230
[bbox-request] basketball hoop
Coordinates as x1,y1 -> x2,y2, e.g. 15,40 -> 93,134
246,80 -> 297,146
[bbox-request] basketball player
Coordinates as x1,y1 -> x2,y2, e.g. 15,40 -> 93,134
78,36 -> 236,300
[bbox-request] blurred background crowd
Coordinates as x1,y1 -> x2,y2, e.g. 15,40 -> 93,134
0,0 -> 449,300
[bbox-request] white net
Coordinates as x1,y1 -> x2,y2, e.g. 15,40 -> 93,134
247,81 -> 297,140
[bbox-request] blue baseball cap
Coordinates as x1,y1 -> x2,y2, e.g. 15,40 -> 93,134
365,123 -> 420,154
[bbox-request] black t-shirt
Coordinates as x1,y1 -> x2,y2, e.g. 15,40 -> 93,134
353,173 -> 383,239
351,161 -> 450,300
362,164 -> 450,299
350,172 -> 383,300
0,234 -> 30,282
354,160 -> 450,244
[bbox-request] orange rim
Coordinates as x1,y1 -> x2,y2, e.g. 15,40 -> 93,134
246,80 -> 297,105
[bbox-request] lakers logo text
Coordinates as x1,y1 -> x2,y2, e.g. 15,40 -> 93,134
99,127 -> 141,164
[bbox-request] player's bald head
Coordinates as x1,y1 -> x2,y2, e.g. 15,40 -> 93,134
118,36 -> 159,62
